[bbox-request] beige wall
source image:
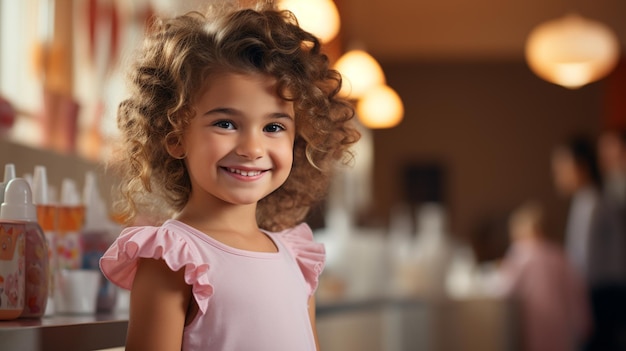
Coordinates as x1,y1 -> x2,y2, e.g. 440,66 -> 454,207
365,60 -> 604,257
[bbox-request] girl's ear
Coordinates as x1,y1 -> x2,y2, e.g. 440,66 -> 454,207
166,135 -> 187,159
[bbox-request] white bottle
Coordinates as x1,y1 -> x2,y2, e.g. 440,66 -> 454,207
413,203 -> 453,298
82,171 -> 119,312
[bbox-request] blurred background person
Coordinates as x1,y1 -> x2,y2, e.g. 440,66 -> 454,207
585,129 -> 626,351
596,129 -> 626,204
551,136 -> 602,279
497,201 -> 591,351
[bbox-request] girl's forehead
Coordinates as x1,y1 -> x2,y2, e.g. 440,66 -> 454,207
191,71 -> 295,116
197,70 -> 263,92
195,70 -> 296,104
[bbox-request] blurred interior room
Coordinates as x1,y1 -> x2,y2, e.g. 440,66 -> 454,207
1,0 -> 626,350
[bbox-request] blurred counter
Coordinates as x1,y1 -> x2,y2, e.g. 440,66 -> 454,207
0,313 -> 128,351
317,296 -> 520,351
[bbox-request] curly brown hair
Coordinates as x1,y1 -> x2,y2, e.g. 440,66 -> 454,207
110,3 -> 360,231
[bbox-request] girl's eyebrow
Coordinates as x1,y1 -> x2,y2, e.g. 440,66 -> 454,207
203,107 -> 294,120
203,107 -> 236,116
269,112 -> 294,121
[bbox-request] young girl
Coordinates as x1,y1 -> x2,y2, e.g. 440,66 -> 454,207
497,202 -> 591,351
99,3 -> 360,351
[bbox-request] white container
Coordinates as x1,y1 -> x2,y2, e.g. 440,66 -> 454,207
54,269 -> 100,315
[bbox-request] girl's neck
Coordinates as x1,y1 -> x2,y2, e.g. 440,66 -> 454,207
176,198 -> 259,235
175,200 -> 278,253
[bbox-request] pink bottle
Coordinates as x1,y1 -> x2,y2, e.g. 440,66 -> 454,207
1,178 -> 49,318
0,163 -> 25,320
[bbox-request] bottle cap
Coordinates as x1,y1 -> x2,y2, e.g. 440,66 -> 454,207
0,178 -> 37,221
82,171 -> 109,231
3,163 -> 15,183
0,163 -> 16,203
32,165 -> 49,205
61,178 -> 81,206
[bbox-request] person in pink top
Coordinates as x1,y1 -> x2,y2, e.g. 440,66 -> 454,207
497,202 -> 592,351
99,3 -> 360,350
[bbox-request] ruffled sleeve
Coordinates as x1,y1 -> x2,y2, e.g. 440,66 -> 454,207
277,223 -> 326,297
99,225 -> 214,314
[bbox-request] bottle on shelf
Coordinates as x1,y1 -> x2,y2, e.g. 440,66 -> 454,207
0,164 -> 28,320
0,178 -> 49,318
32,165 -> 57,316
81,171 -> 120,312
0,222 -> 25,320
56,178 -> 85,270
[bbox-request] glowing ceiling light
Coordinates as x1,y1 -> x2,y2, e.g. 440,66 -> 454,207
334,49 -> 386,100
356,84 -> 404,129
277,0 -> 341,44
525,13 -> 620,89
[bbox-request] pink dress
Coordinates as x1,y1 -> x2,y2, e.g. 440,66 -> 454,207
100,220 -> 324,351
499,239 -> 591,351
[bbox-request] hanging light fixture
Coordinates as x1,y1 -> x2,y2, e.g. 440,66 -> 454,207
356,84 -> 404,129
333,49 -> 386,100
277,0 -> 340,44
525,13 -> 620,89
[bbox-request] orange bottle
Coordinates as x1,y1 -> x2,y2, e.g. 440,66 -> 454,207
33,165 -> 57,316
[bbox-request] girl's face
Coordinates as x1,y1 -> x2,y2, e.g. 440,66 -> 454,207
179,72 -> 296,207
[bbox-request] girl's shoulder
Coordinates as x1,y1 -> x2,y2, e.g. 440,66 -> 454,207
268,223 -> 326,296
269,223 -> 321,255
99,219 -> 212,293
106,219 -> 206,258
112,219 -> 220,250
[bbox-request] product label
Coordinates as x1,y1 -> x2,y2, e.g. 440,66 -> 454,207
57,206 -> 84,270
0,223 -> 25,314
44,231 -> 57,288
57,231 -> 82,270
22,223 -> 49,317
37,205 -> 58,300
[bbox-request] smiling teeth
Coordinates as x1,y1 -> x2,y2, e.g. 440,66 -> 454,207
227,168 -> 262,177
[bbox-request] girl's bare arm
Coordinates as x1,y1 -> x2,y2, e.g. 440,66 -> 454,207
125,258 -> 192,351
308,295 -> 320,351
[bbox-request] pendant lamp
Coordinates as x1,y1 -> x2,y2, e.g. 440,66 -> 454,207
277,0 -> 340,44
525,13 -> 620,89
333,49 -> 386,100
356,84 -> 404,129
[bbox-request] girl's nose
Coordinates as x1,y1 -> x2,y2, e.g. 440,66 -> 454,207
235,132 -> 264,159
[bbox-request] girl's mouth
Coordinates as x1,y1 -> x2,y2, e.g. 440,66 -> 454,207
224,167 -> 264,177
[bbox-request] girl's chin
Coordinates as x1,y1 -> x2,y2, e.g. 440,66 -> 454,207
220,193 -> 272,206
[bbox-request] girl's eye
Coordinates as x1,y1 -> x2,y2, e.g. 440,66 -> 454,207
213,120 -> 235,129
264,123 -> 286,133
